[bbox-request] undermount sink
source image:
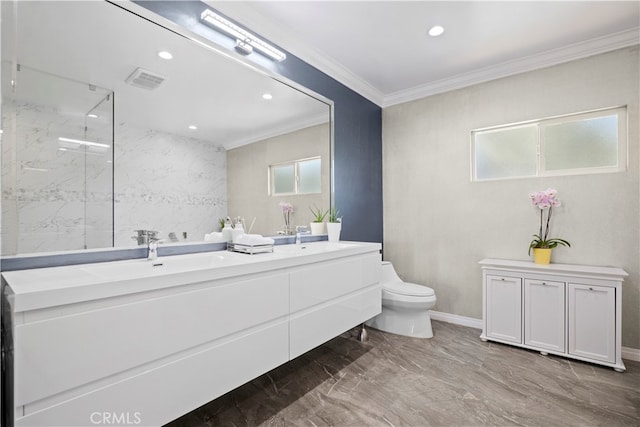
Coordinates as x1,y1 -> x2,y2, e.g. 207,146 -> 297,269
273,241 -> 357,255
78,251 -> 241,280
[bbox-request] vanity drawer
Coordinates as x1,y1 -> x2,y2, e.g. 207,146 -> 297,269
290,284 -> 381,359
17,321 -> 289,426
289,252 -> 381,312
14,272 -> 289,407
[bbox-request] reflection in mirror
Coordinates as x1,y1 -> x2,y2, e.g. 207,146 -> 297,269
1,1 -> 331,256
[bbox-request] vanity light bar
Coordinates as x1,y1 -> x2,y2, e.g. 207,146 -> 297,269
58,137 -> 110,149
200,9 -> 286,62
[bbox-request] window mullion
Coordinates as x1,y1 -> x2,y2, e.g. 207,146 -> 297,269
536,123 -> 542,177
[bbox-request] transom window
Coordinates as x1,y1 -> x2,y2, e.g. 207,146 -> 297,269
471,106 -> 627,182
269,156 -> 321,195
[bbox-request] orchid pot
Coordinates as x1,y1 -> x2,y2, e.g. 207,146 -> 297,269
533,248 -> 552,265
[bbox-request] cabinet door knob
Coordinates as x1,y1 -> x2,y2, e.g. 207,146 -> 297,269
542,282 -> 547,286
589,287 -> 594,291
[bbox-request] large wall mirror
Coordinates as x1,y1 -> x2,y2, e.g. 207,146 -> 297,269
1,1 -> 332,256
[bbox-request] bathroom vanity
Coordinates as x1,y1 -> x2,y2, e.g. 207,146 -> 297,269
479,259 -> 627,372
2,241 -> 381,426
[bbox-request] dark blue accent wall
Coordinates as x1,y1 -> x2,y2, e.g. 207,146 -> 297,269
133,1 -> 383,243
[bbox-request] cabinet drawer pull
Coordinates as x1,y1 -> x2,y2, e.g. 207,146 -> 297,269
589,287 -> 594,291
542,282 -> 547,286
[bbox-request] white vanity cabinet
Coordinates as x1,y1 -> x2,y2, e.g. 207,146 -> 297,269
2,242 -> 381,427
479,259 -> 627,372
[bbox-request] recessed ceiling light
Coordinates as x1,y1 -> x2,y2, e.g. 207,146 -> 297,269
188,125 -> 197,130
262,93 -> 273,100
428,25 -> 445,37
158,51 -> 173,60
87,113 -> 99,118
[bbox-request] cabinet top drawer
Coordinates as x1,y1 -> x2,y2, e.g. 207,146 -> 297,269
480,259 -> 627,282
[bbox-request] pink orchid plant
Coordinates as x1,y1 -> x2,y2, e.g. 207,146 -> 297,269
279,202 -> 294,232
528,188 -> 571,255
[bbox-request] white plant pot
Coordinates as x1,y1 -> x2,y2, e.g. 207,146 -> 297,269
310,222 -> 325,235
326,222 -> 341,242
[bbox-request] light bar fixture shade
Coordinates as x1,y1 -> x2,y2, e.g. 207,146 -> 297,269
58,137 -> 110,149
200,9 -> 286,62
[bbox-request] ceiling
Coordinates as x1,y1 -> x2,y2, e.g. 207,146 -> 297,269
210,1 -> 640,107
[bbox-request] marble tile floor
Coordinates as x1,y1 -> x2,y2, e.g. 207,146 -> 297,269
166,321 -> 640,427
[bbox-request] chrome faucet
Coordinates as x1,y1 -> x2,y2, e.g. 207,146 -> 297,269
147,238 -> 163,261
133,229 -> 159,246
295,225 -> 310,244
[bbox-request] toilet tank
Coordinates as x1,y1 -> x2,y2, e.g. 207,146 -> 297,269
381,261 -> 402,283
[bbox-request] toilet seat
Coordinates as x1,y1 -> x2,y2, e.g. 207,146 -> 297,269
384,281 -> 435,297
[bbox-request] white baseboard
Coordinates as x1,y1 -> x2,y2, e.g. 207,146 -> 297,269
430,310 -> 483,330
430,310 -> 640,362
622,346 -> 640,362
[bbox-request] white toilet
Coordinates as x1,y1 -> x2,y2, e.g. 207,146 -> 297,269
366,261 -> 437,338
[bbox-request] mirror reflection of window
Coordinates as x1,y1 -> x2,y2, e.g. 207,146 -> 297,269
272,164 -> 296,195
298,158 -> 322,194
270,157 -> 322,196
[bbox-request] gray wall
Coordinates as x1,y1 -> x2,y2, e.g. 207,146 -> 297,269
383,47 -> 639,349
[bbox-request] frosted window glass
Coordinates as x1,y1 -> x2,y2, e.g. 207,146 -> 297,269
474,125 -> 537,180
544,115 -> 618,171
298,158 -> 321,194
272,164 -> 295,194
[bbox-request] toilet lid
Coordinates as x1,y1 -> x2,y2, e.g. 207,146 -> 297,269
384,281 -> 435,297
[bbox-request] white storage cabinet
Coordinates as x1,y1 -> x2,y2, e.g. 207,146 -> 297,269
479,259 -> 627,372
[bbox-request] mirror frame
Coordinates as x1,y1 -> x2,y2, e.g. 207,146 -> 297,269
0,0 -> 334,269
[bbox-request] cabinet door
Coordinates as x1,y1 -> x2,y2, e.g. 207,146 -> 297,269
568,283 -> 615,363
524,279 -> 565,352
486,275 -> 522,343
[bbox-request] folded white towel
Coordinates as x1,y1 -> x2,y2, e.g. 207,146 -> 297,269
234,234 -> 274,246
204,232 -> 225,243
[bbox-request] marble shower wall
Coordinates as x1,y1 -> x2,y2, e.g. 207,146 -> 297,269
1,100 -> 113,255
2,101 -> 228,254
114,124 -> 227,247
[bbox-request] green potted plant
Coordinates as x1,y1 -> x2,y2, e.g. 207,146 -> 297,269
326,206 -> 342,242
528,188 -> 571,264
309,204 -> 328,235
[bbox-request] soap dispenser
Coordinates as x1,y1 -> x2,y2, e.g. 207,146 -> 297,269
221,220 -> 233,242
232,219 -> 244,243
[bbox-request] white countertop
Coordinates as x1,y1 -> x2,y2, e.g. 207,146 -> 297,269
3,241 -> 381,312
479,258 -> 628,279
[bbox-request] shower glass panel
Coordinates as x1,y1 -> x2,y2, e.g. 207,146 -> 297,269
0,65 -> 114,255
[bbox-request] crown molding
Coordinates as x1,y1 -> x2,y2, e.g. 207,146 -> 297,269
207,1 -> 385,106
223,113 -> 329,150
383,27 -> 640,107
